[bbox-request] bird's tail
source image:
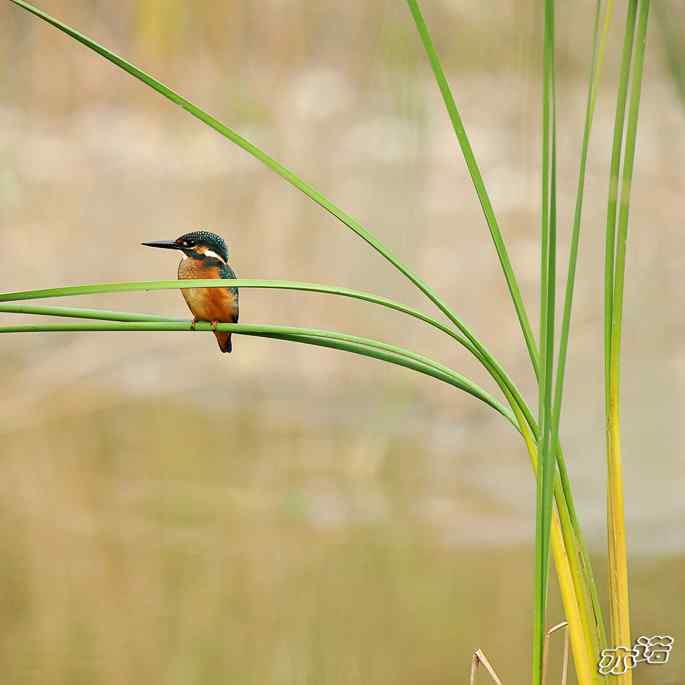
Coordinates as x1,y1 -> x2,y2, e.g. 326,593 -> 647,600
215,331 -> 232,353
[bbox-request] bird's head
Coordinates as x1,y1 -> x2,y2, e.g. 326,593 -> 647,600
142,230 -> 229,262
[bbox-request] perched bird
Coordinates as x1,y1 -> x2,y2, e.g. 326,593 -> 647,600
142,230 -> 239,353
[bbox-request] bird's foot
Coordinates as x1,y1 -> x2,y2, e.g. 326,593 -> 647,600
190,318 -> 199,331
211,320 -> 219,332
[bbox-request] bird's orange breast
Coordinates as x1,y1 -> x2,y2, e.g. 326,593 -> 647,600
178,258 -> 238,323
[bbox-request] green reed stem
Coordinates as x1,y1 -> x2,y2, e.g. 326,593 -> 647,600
6,3 -> 617,682
552,0 -> 614,664
0,279 -> 535,432
605,1 -> 638,398
405,0 -> 540,380
533,3 -> 558,684
605,2 -> 650,675
7,0 -> 503,387
0,318 -> 516,425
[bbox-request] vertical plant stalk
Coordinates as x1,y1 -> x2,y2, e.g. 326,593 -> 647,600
405,2 -> 603,681
605,3 -> 638,400
533,3 -> 558,685
6,1 -> 626,682
605,0 -> 650,676
514,406 -> 596,685
604,0 -> 637,664
552,0 -> 614,662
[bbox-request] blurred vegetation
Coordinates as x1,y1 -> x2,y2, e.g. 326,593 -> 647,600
1,1 -> 684,683
1,398 -> 683,683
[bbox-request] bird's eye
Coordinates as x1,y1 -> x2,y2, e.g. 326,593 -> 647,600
183,240 -> 192,247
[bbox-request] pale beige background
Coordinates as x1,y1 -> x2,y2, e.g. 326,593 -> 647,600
0,2 -> 683,683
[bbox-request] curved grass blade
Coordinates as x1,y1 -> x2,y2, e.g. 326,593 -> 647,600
8,0 -> 490,371
2,299 -> 592,637
406,4 -> 606,673
2,297 -> 599,679
0,303 -> 604,672
405,0 -> 540,380
0,318 -> 516,426
0,279 -> 535,432
13,305 -> 607,653
0,302 -> 183,322
0,300 -> 517,426
6,3 -> 601,679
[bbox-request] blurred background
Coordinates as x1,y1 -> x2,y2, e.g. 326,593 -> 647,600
1,1 -> 683,682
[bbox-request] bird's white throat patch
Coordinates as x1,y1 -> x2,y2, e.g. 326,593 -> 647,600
203,249 -> 226,262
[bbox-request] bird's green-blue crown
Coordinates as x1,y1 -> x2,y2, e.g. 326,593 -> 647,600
176,230 -> 229,261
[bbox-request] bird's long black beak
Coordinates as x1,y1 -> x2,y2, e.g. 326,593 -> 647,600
141,240 -> 182,251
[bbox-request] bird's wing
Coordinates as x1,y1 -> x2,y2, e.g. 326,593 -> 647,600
220,262 -> 237,280
220,262 -> 239,322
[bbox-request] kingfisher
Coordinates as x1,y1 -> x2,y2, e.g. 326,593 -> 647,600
142,230 -> 239,353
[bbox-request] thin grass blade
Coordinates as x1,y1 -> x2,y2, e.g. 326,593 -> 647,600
405,0 -> 540,379
534,3 -> 558,684
606,1 -> 650,675
552,0 -> 615,664
0,318 -> 516,425
8,0 -> 489,370
604,1 -> 638,396
0,279 -> 536,432
603,4 -> 639,673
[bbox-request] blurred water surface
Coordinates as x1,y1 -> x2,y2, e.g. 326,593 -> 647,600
1,1 -> 684,683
